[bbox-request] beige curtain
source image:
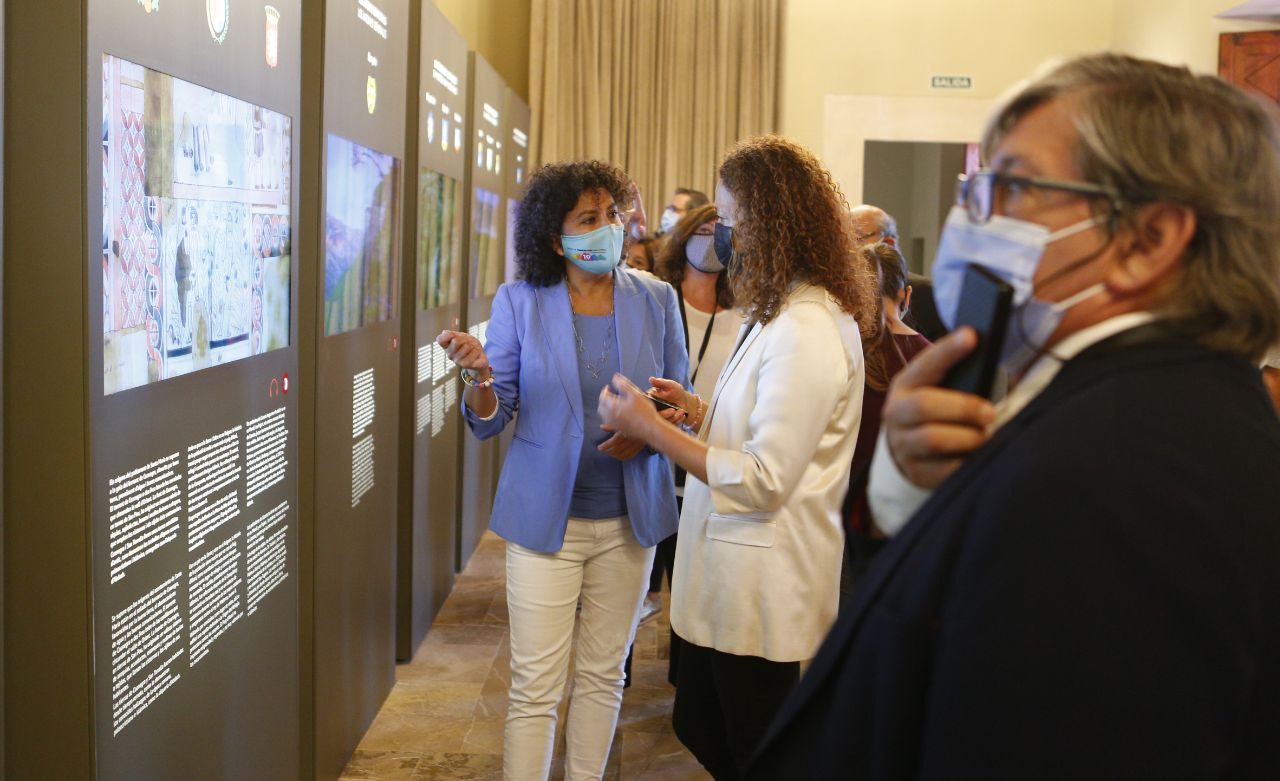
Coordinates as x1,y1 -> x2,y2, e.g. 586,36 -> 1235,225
529,0 -> 782,218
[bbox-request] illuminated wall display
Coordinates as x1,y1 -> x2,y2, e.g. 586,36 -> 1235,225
101,56 -> 292,395
84,2 -> 303,777
504,89 -> 531,286
323,133 -> 400,336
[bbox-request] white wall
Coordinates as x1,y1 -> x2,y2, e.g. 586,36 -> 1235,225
782,0 -> 1118,157
1112,0 -> 1276,73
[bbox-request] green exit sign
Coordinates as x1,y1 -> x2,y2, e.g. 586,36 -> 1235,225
931,75 -> 973,89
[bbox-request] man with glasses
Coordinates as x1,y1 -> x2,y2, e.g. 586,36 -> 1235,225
848,203 -> 899,246
748,53 -> 1280,778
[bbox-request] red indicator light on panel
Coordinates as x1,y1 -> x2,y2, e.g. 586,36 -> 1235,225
282,372 -> 290,394
390,336 -> 399,351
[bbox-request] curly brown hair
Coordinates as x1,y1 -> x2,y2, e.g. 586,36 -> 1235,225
654,204 -> 735,310
717,136 -> 875,329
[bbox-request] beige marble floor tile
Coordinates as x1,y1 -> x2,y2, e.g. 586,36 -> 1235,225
358,708 -> 472,754
420,623 -> 506,648
618,685 -> 678,734
411,752 -> 502,781
396,642 -> 497,685
343,531 -> 709,779
338,749 -> 422,779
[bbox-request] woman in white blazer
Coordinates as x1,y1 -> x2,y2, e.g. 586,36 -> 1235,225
598,136 -> 875,779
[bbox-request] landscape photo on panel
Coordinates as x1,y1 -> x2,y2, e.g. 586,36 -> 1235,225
471,187 -> 502,299
324,133 -> 401,336
101,55 -> 292,395
417,169 -> 462,310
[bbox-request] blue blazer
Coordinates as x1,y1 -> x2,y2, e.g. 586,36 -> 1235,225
463,268 -> 689,553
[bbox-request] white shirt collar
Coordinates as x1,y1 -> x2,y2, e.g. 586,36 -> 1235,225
992,311 -> 1158,429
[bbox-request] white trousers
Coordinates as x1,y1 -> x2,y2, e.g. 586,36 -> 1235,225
504,517 -> 654,781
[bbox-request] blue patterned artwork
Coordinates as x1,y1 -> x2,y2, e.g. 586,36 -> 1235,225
101,54 -> 292,395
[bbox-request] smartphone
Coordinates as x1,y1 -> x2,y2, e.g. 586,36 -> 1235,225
939,264 -> 1013,399
646,392 -> 682,412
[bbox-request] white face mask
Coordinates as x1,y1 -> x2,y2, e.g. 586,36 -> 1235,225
659,207 -> 680,234
932,205 -> 1108,374
685,234 -> 724,273
932,205 -> 1104,330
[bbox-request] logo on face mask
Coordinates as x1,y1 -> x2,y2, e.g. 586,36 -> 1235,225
562,223 -> 625,275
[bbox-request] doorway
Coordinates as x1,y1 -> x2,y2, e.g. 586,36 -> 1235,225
861,140 -> 969,276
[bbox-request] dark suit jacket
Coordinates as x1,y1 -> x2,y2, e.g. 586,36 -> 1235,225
748,331 -> 1280,779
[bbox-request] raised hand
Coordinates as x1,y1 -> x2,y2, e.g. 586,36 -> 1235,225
437,329 -> 489,373
881,327 -> 996,489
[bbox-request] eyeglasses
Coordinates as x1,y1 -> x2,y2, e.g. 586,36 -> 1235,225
956,170 -> 1127,223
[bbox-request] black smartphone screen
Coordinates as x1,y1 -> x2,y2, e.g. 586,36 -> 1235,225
647,392 -> 682,412
939,264 -> 1014,399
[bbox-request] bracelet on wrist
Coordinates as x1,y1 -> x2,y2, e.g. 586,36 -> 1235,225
461,366 -> 494,388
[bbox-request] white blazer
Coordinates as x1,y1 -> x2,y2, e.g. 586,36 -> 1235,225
670,283 -> 864,662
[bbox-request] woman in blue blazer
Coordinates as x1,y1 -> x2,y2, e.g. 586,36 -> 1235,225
437,160 -> 688,780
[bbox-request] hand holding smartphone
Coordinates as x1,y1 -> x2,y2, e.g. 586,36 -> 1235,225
611,374 -> 683,411
939,265 -> 1014,399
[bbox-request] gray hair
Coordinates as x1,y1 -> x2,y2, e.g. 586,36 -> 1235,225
982,52 -> 1280,360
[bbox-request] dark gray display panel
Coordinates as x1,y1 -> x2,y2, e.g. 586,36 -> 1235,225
496,89 -> 531,468
316,0 -> 409,777
86,2 -> 302,778
458,52 -> 508,570
399,0 -> 468,660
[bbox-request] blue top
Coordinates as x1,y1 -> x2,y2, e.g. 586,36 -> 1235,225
461,268 -> 690,553
569,313 -> 627,518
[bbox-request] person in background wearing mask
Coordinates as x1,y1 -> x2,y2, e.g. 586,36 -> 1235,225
624,233 -> 661,274
839,242 -> 929,599
748,53 -> 1280,778
437,160 -> 689,780
657,186 -> 711,235
598,136 -> 872,779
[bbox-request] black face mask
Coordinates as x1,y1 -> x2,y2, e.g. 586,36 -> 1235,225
714,222 -> 735,270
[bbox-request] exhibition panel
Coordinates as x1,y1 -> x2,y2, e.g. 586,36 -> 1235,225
315,0 -> 409,777
86,2 -> 303,778
398,0 -> 469,661
495,88 -> 531,467
458,52 -> 508,571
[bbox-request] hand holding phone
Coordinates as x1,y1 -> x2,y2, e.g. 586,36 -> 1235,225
939,265 -> 1013,399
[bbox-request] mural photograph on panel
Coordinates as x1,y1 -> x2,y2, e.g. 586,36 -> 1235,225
417,170 -> 462,310
101,55 -> 292,395
324,133 -> 400,336
470,187 -> 501,299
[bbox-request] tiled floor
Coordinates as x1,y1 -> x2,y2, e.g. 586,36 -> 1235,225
339,532 -> 711,780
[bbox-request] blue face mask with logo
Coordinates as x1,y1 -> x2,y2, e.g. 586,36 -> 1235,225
561,223 -> 625,275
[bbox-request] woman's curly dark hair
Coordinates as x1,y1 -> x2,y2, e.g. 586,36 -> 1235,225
718,136 -> 876,329
514,160 -> 632,287
654,205 -> 735,310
